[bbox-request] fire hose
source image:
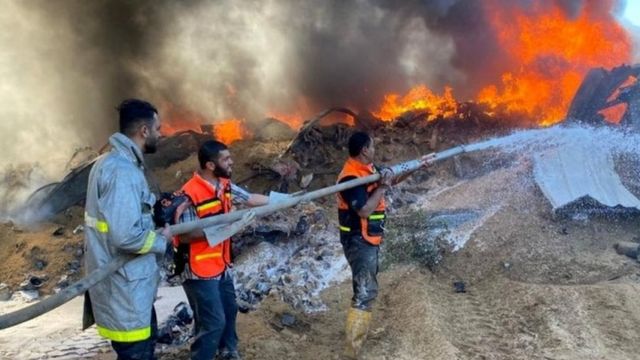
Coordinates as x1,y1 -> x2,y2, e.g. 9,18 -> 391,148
0,145 -> 467,330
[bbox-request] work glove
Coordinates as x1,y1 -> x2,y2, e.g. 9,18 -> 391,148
202,210 -> 257,246
268,191 -> 294,205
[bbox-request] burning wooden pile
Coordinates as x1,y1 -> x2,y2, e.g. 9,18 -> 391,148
18,96 -> 517,224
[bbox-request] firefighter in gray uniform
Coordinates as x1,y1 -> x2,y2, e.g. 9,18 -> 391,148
84,99 -> 170,359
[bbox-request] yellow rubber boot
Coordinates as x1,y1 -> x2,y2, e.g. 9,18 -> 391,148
344,307 -> 372,359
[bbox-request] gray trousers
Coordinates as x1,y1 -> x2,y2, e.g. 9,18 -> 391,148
341,234 -> 379,311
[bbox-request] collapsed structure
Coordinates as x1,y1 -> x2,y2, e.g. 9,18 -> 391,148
534,65 -> 640,214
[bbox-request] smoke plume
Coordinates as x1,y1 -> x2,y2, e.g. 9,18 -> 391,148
0,0 -> 634,186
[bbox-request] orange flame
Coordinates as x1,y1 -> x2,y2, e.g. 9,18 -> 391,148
373,2 -> 631,126
213,119 -> 249,144
607,75 -> 638,102
159,103 -> 206,135
598,103 -> 628,124
268,112 -> 305,130
164,2 -> 632,134
599,75 -> 638,123
160,121 -> 200,135
477,1 -> 632,125
373,85 -> 458,121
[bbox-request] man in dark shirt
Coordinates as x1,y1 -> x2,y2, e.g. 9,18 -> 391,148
336,131 -> 433,358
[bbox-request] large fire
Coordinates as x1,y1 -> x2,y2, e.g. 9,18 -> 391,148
213,118 -> 249,144
163,2 -> 634,135
373,86 -> 458,122
374,1 -> 632,126
478,1 -> 631,125
160,103 -> 251,144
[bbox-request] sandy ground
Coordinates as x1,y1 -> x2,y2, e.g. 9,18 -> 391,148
2,126 -> 640,359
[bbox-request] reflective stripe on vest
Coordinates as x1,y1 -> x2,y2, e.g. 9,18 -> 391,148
195,193 -> 232,214
97,325 -> 151,342
196,199 -> 222,213
194,252 -> 223,261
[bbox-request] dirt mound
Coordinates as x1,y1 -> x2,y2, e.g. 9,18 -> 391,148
0,210 -> 84,295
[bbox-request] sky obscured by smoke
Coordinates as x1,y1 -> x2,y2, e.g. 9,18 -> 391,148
0,0 -> 634,182
618,0 -> 640,62
0,1 -> 145,177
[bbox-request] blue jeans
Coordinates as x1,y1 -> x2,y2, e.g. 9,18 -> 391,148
183,270 -> 238,360
111,308 -> 157,360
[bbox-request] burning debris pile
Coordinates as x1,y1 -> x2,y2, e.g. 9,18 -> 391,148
568,64 -> 640,128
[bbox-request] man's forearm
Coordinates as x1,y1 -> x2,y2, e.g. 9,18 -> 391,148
247,193 -> 269,207
357,186 -> 387,218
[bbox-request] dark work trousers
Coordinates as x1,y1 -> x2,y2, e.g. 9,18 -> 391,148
182,270 -> 239,360
340,234 -> 380,311
111,308 -> 158,360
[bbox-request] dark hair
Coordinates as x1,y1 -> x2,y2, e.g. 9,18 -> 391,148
198,140 -> 228,169
117,99 -> 158,136
348,131 -> 371,157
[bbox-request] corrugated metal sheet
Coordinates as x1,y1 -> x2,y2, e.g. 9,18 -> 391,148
533,142 -> 640,210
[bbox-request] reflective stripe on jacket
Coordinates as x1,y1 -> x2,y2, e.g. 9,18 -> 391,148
180,172 -> 233,278
336,157 -> 386,245
84,132 -> 167,342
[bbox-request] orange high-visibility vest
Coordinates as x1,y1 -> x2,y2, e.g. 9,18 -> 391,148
336,157 -> 386,245
180,172 -> 233,278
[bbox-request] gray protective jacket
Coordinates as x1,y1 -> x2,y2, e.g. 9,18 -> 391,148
84,133 -> 167,342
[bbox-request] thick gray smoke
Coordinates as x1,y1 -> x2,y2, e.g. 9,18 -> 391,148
0,0 -> 631,187
137,0 -> 462,121
0,1 -> 150,177
135,0 -> 609,121
0,0 -> 153,217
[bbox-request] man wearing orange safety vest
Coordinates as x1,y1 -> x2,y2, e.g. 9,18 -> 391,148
337,131 -> 434,359
176,140 -> 269,360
